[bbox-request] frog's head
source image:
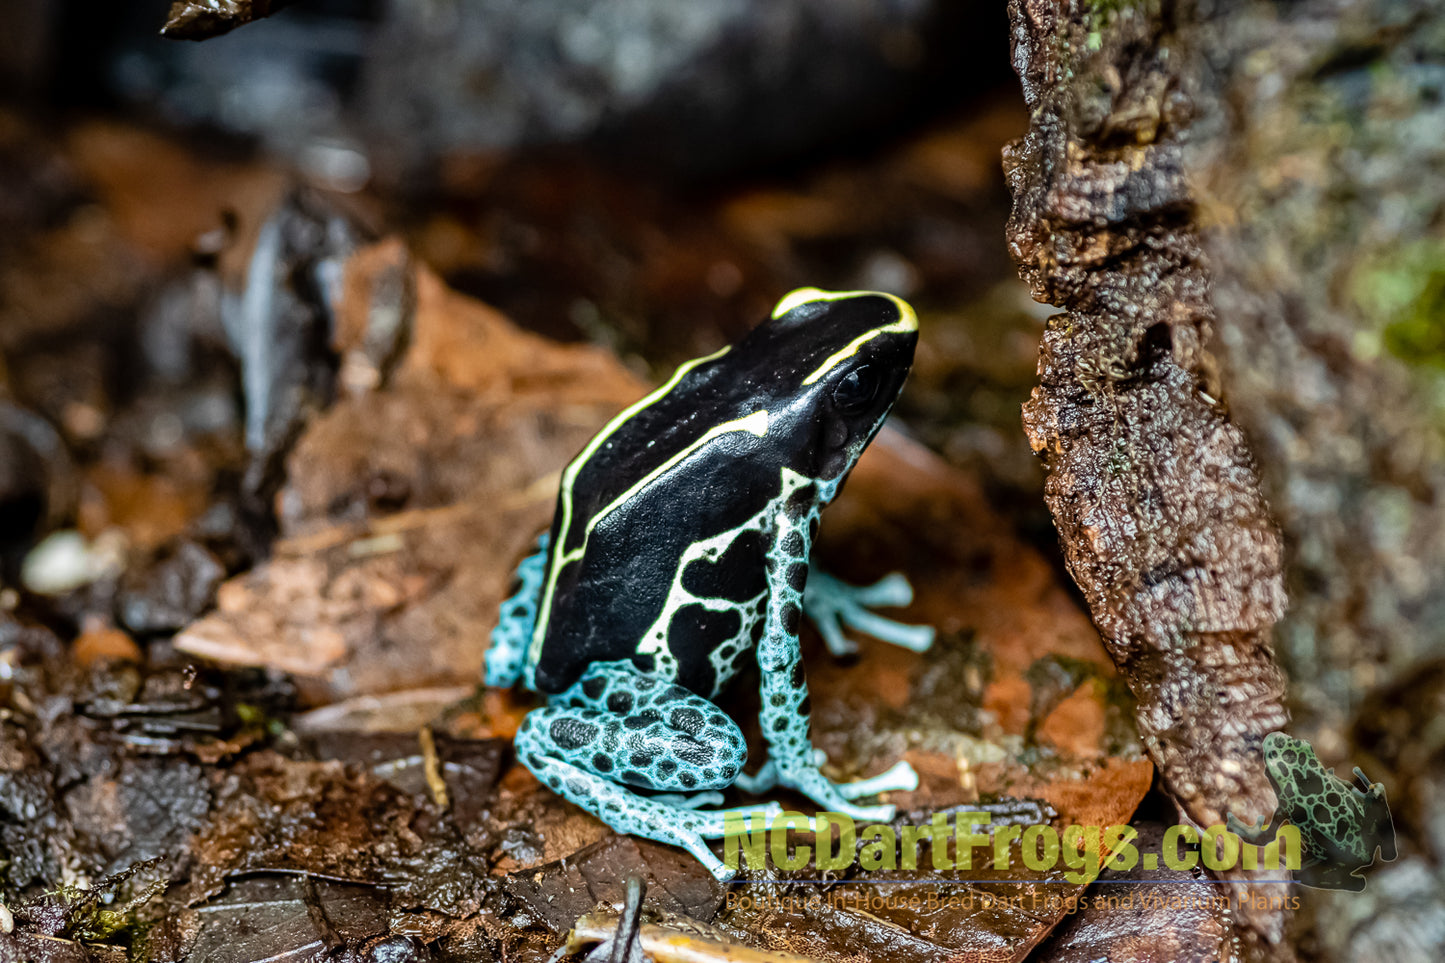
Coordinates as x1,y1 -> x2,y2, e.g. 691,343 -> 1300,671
1261,731 -> 1310,788
745,287 -> 919,483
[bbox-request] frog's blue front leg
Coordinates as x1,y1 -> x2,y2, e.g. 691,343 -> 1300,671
484,533 -> 549,689
804,566 -> 935,657
1226,809 -> 1284,845
514,660 -> 776,879
753,496 -> 918,817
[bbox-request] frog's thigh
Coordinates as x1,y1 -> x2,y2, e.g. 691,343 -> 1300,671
518,662 -> 747,793
484,533 -> 550,688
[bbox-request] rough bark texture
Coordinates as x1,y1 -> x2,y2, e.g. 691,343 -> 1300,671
1004,0 -> 1291,952
1007,0 -> 1445,959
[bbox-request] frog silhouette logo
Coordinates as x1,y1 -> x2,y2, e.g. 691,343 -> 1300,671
1227,731 -> 1396,891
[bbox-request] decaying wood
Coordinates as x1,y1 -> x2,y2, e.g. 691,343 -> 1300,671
1004,0 -> 1291,952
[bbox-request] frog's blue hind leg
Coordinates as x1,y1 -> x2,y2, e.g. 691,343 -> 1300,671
484,533 -> 549,689
753,496 -> 920,816
514,660 -> 776,879
804,566 -> 935,658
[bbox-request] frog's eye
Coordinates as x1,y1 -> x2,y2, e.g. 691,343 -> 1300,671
832,366 -> 879,413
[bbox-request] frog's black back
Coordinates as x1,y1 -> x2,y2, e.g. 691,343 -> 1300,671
532,294 -> 914,695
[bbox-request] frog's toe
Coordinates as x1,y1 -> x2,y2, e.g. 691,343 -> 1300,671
849,572 -> 915,608
1226,812 -> 1268,842
650,791 -> 726,810
734,760 -> 777,794
835,759 -> 919,800
804,568 -> 935,656
835,801 -> 896,823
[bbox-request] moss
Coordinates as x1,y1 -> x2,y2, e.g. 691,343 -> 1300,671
1350,238 -> 1445,368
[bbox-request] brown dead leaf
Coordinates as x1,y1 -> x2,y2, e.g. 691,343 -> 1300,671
176,252 -> 642,699
64,122 -> 286,266
72,625 -> 142,666
78,460 -> 208,551
1037,681 -> 1108,758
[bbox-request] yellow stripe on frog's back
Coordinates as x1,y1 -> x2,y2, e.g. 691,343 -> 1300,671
529,345 -> 732,657
771,288 -> 919,386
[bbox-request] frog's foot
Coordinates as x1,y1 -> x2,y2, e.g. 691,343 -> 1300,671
734,760 -> 778,795
834,759 -> 919,800
649,791 -> 726,810
751,745 -> 898,822
484,533 -> 550,689
736,754 -> 912,808
1297,859 -> 1368,892
803,567 -> 935,658
1226,812 -> 1273,845
521,753 -> 746,878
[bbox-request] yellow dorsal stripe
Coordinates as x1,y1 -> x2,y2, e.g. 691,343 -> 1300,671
530,345 -> 731,655
771,287 -> 917,327
579,410 -> 770,543
771,288 -> 919,386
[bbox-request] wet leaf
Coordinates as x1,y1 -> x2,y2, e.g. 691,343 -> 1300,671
505,835 -> 725,934
161,0 -> 296,41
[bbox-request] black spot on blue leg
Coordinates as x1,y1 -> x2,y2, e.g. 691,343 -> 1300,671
582,676 -> 606,700
790,661 -> 805,689
608,692 -> 634,713
788,563 -> 808,591
593,754 -> 614,773
675,741 -> 714,765
781,602 -> 801,635
669,707 -> 706,736
550,718 -> 600,751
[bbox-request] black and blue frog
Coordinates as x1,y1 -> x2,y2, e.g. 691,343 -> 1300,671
485,288 -> 934,878
1228,731 -> 1396,891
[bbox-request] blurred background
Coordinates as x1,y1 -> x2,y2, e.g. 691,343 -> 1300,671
0,0 -> 1053,583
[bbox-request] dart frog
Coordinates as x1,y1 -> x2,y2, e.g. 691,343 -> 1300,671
1227,731 -> 1396,891
485,288 -> 935,878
